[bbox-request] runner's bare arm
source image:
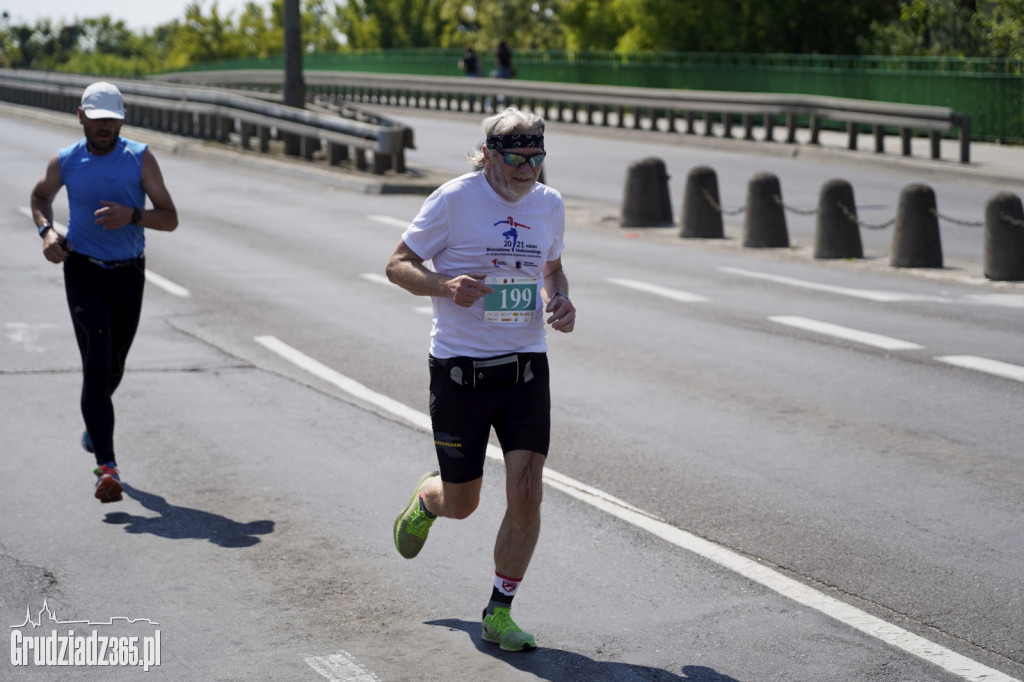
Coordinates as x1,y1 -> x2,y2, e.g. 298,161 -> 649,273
386,240 -> 493,307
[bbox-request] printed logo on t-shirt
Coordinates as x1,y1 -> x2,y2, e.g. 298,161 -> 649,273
487,215 -> 542,268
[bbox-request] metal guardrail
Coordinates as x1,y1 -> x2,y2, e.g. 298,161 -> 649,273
151,69 -> 972,165
0,69 -> 412,174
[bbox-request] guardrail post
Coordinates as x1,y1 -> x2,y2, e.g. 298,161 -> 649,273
891,184 -> 943,268
984,192 -> 1024,281
680,166 -> 724,239
873,125 -> 885,153
786,113 -> 798,143
847,122 -> 859,151
703,111 -> 714,136
620,157 -> 674,228
809,115 -> 821,144
900,128 -> 912,157
814,179 -> 863,259
328,141 -> 349,166
765,114 -> 776,142
956,115 -> 971,164
742,114 -> 754,141
743,172 -> 789,248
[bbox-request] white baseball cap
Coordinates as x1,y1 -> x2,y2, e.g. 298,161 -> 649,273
81,82 -> 125,120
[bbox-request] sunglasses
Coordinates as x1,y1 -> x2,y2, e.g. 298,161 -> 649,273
498,150 -> 546,168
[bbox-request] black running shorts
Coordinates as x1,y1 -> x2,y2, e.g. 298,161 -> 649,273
428,352 -> 550,484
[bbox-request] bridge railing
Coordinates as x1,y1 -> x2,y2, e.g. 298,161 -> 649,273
0,69 -> 412,174
153,69 -> 972,165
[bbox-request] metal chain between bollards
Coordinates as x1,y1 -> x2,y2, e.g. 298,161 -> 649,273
700,187 -> 745,215
771,194 -> 817,216
929,207 -> 984,228
836,201 -> 896,231
702,186 -> 1013,231
998,212 -> 1024,229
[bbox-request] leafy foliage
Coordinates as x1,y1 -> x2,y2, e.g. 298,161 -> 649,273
0,0 -> 1020,76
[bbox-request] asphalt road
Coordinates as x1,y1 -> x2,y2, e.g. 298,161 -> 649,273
1,103 -> 1022,682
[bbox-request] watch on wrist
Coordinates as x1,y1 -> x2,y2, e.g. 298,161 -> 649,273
130,207 -> 141,225
37,222 -> 53,238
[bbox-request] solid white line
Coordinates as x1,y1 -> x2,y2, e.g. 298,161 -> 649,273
770,316 -> 924,351
368,214 -> 410,230
254,335 -> 429,431
936,355 -> 1024,383
257,335 -> 1019,682
607,277 -> 710,303
145,270 -> 191,298
19,205 -> 191,298
306,652 -> 379,682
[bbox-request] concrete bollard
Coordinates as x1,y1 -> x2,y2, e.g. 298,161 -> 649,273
680,166 -> 724,239
814,179 -> 863,259
620,157 -> 673,227
984,192 -> 1024,281
742,172 -> 789,248
890,184 -> 943,268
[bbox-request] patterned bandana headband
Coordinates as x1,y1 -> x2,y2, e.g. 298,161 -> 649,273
485,134 -> 544,150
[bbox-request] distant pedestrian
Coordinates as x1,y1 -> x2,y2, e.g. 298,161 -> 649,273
491,40 -> 515,79
459,47 -> 481,77
29,81 -> 179,503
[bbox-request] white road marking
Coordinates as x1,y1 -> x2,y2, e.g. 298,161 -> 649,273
306,652 -> 379,682
144,270 -> 191,298
256,335 -> 1019,682
770,316 -> 924,351
360,273 -> 431,315
359,272 -> 392,286
607,277 -> 710,303
3,322 -> 56,353
936,355 -> 1024,383
254,335 -> 429,431
721,266 -> 1024,307
17,207 -> 190,298
368,214 -> 410,230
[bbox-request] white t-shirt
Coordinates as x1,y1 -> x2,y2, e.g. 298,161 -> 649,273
402,171 -> 566,359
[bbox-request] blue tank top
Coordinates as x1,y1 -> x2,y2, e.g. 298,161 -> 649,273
59,137 -> 147,261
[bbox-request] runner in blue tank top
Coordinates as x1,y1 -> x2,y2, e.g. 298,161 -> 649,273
30,82 -> 179,503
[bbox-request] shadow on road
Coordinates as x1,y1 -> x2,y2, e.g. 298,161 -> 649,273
102,484 -> 275,548
425,619 -> 743,681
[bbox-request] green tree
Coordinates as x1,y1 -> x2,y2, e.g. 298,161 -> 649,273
860,0 -> 1024,60
561,0 -> 901,54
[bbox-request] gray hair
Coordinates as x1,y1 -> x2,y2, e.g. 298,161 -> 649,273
467,107 -> 546,165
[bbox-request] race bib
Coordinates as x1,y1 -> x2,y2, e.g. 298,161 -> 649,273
484,276 -> 538,323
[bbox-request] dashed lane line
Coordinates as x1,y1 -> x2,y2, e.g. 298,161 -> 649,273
769,315 -> 924,351
937,355 -> 1024,383
16,207 -> 190,298
368,214 -> 410,230
255,334 -> 1019,682
606,277 -> 710,303
720,266 -> 1024,308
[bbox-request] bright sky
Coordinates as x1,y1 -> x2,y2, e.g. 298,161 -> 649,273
1,0 -> 256,31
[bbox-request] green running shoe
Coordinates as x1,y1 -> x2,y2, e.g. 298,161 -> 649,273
393,471 -> 439,559
482,606 -> 536,652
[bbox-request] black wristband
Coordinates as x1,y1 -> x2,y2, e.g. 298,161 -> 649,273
130,207 -> 141,224
38,222 -> 53,238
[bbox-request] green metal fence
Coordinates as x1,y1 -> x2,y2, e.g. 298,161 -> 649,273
180,50 -> 1024,142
